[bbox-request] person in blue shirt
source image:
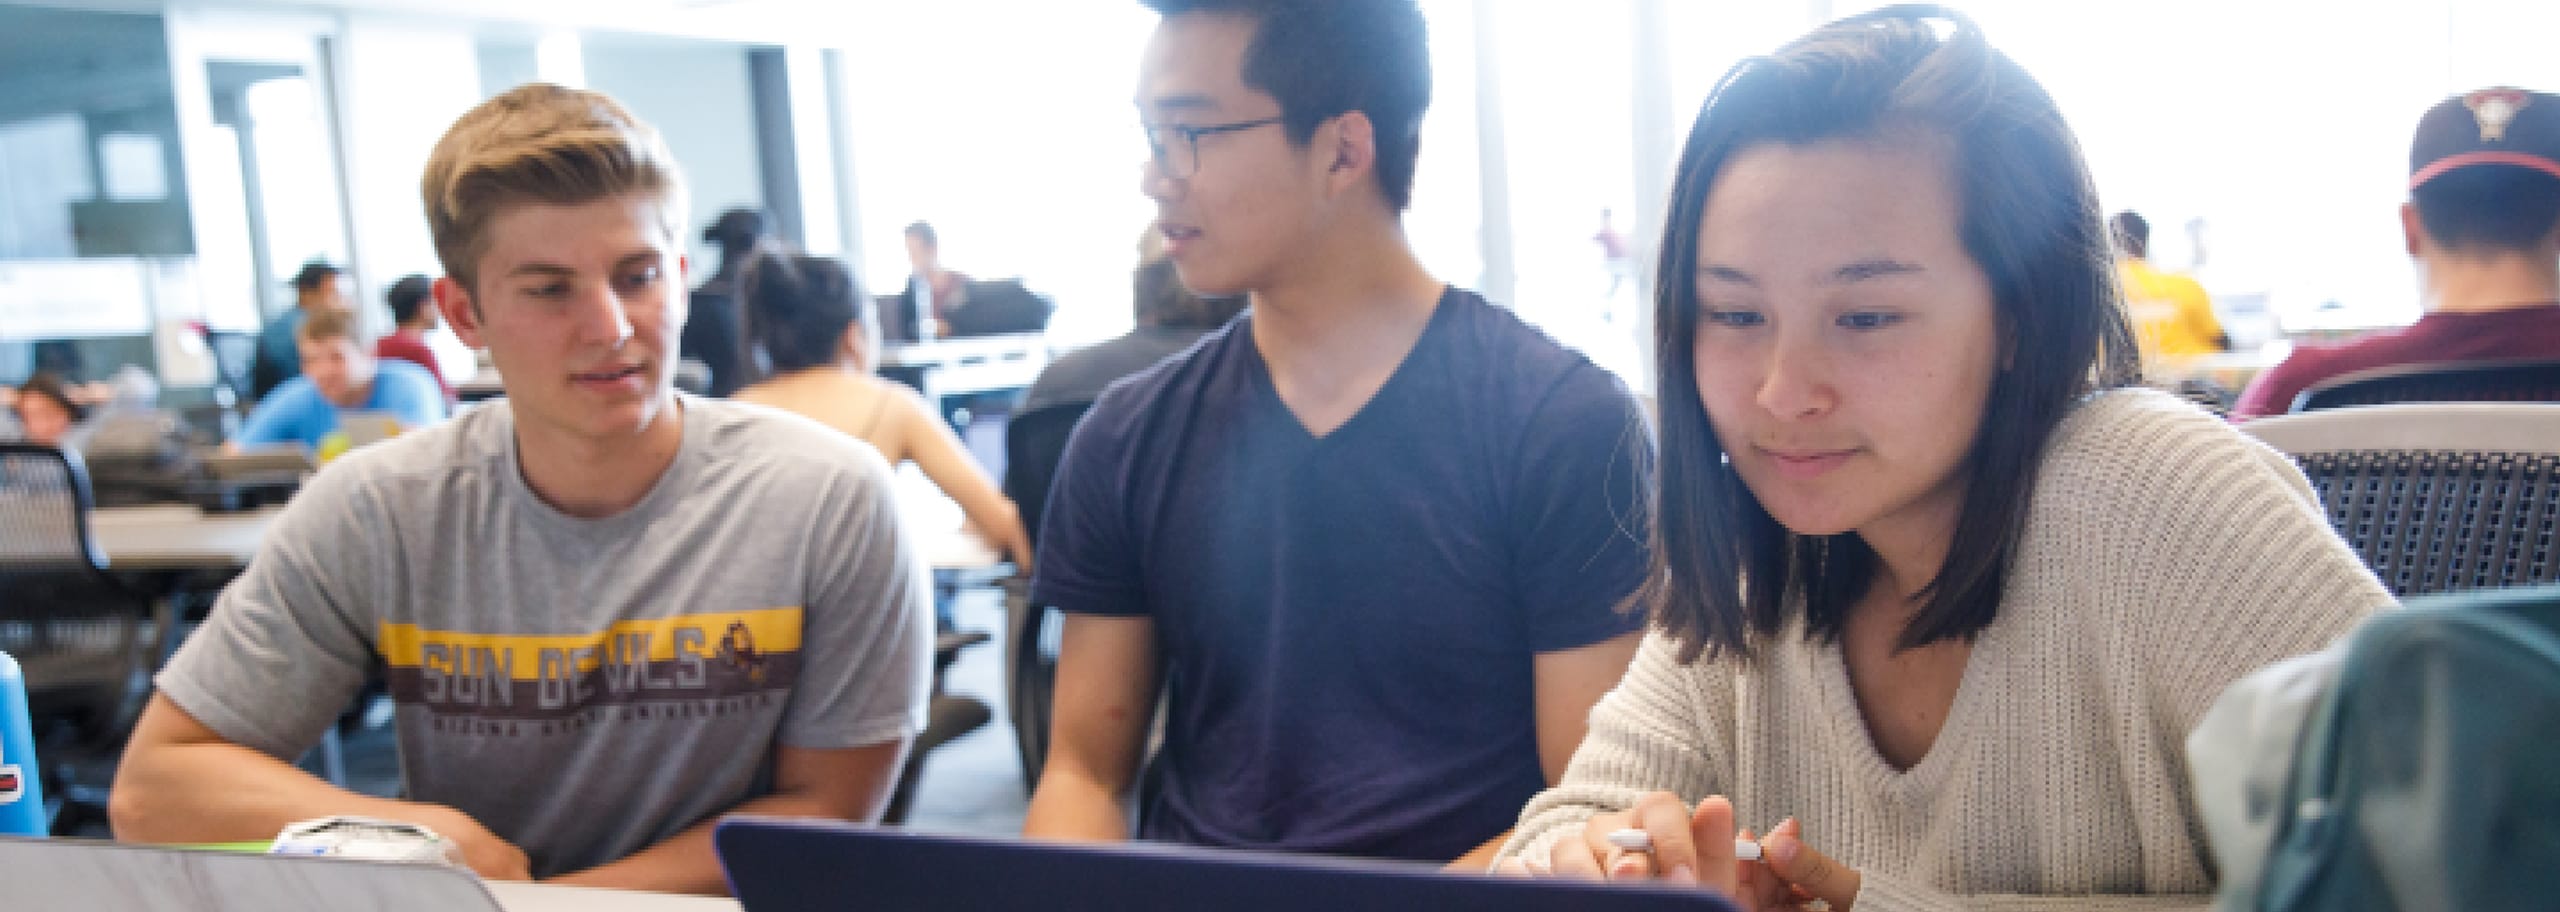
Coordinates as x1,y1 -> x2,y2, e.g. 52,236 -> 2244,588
254,262 -> 349,399
235,305 -> 446,452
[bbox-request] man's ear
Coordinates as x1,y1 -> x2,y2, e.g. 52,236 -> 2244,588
2401,201 -> 2424,259
1322,111 -> 1378,199
434,277 -> 488,350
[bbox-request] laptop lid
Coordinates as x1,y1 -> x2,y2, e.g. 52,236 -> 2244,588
714,818 -> 1741,912
337,410 -> 402,448
0,837 -> 503,912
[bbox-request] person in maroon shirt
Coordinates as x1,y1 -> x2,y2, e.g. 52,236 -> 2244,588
374,273 -> 454,400
2235,87 -> 2560,418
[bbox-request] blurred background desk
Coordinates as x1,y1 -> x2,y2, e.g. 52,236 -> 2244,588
90,502 -> 279,571
84,473 -> 994,573
2153,345 -> 2287,393
878,334 -> 1048,432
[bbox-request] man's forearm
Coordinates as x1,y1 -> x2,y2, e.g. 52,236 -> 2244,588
548,791 -> 854,896
1021,771 -> 1132,843
112,741 -> 418,844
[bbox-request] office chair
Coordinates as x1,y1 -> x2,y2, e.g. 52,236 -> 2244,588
0,444 -> 162,833
2244,403 -> 2560,596
2292,357 -> 2560,413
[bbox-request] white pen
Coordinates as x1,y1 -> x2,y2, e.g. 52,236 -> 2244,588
1605,827 -> 1764,862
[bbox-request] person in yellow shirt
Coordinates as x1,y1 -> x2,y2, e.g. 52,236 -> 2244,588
2112,210 -> 2227,361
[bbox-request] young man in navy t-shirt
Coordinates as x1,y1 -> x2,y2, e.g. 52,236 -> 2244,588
1023,0 -> 1652,868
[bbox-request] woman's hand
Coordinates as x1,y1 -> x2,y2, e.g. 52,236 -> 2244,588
1759,817 -> 1862,911
1508,793 -> 1796,909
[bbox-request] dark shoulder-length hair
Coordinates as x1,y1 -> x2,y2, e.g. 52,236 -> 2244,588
1641,4 -> 2140,663
742,249 -> 874,375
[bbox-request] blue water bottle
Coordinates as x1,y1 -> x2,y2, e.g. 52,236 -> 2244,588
0,650 -> 48,836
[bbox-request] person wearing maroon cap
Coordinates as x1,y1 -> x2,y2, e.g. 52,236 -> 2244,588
2233,87 -> 2560,418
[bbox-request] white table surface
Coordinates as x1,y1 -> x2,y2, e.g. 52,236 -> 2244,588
484,881 -> 741,912
895,463 -> 1003,571
90,503 -> 283,570
84,474 -> 999,574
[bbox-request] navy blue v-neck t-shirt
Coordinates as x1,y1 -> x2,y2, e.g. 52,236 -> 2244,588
1032,287 -> 1653,861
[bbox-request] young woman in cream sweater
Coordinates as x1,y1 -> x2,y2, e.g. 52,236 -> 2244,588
1496,7 -> 2394,910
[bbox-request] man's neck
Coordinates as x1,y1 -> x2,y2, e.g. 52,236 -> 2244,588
2426,252 -> 2560,314
1246,218 -> 1444,435
1251,221 -> 1443,372
514,396 -> 687,519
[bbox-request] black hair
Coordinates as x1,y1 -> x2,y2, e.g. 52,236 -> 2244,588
704,208 -> 768,251
2414,167 -> 2560,255
17,371 -> 87,424
2110,210 -> 2150,260
1134,256 -> 1247,329
387,274 -> 434,325
1140,0 -> 1431,211
1642,4 -> 2139,663
292,261 -> 342,292
903,221 -> 938,248
741,250 -> 873,375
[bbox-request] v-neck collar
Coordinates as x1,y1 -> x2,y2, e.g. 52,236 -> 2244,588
1240,286 -> 1457,442
1806,609 -> 1999,799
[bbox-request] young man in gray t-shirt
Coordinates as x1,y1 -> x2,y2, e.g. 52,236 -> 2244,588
111,84 -> 932,895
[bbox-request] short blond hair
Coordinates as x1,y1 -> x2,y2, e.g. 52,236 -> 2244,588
421,83 -> 689,289
295,305 -> 359,345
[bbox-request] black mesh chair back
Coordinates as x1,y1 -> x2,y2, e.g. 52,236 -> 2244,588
0,444 -> 103,570
998,402 -> 1095,791
2170,377 -> 2237,419
2244,404 -> 2560,597
1002,402 -> 1094,552
0,444 -> 159,830
2293,357 -> 2560,413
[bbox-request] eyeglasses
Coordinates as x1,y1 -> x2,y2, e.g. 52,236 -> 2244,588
1140,116 -> 1284,179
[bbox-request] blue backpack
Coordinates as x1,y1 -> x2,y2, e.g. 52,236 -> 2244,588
2249,584 -> 2560,910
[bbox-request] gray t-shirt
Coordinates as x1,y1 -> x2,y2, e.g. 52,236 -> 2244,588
157,395 -> 931,877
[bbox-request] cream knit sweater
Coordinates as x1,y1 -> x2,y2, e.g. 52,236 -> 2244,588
1500,389 -> 2397,910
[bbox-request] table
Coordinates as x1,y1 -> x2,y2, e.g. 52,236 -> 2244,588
91,503 -> 283,571
485,881 -> 740,912
879,333 -> 1049,429
87,483 -> 996,574
87,505 -> 284,669
880,332 -> 1050,385
2150,344 -> 2289,393
895,463 -> 1003,572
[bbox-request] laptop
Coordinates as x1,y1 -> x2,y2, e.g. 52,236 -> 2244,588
201,445 -> 313,480
0,837 -> 502,912
337,410 -> 404,449
715,818 -> 1740,912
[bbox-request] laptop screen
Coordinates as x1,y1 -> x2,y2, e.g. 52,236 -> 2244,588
715,818 -> 1740,912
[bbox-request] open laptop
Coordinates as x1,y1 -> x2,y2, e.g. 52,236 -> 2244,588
0,837 -> 502,912
715,818 -> 1741,912
336,410 -> 404,449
